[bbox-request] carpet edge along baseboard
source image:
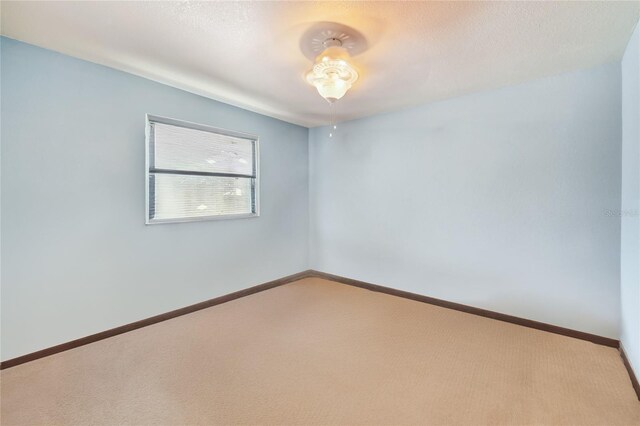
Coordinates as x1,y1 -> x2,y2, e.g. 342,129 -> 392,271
2,269 -> 631,402
620,344 -> 640,401
306,271 -> 619,348
306,270 -> 637,401
0,270 -> 314,370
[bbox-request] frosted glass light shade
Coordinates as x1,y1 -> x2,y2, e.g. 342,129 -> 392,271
306,46 -> 358,103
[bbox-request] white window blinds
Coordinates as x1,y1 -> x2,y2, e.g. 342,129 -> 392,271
146,115 -> 259,224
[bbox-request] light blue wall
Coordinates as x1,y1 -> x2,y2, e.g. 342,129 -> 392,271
1,34 -> 631,360
0,37 -> 309,360
310,62 -> 622,338
621,22 -> 640,375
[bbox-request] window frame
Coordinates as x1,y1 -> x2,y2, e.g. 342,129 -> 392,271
145,114 -> 260,225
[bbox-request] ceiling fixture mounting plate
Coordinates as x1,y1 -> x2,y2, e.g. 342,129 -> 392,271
299,22 -> 367,61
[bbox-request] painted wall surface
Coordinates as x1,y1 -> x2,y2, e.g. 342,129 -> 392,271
621,23 -> 640,374
1,35 -> 630,360
0,38 -> 309,360
310,63 -> 622,338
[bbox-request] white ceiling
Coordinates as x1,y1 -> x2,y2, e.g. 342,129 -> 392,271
2,1 -> 639,127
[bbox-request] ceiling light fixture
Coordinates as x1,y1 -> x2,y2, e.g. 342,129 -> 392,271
306,38 -> 359,104
305,37 -> 359,138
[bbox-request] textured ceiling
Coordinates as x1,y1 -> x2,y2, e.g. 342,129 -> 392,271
2,1 -> 639,127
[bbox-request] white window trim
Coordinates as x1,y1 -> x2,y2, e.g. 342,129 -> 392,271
145,114 -> 260,225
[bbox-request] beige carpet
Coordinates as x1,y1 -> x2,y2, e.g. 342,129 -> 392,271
1,277 -> 639,425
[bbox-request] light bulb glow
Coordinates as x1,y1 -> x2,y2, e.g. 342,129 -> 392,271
306,46 -> 358,103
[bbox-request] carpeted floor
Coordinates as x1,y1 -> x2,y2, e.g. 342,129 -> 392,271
1,277 -> 639,425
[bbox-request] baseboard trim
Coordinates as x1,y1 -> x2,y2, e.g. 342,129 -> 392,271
620,345 -> 640,401
1,269 -> 623,374
307,270 -> 619,348
0,270 -> 314,370
312,272 -> 640,398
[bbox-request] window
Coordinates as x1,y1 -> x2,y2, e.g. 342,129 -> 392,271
145,115 -> 259,224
